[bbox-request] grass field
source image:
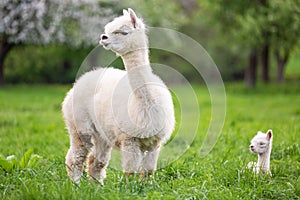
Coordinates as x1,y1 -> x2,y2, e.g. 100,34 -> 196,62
0,83 -> 299,199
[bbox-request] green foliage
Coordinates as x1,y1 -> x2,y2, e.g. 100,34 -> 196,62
286,51 -> 300,79
123,0 -> 188,29
0,84 -> 299,199
204,0 -> 300,49
0,149 -> 42,172
180,2 -> 248,81
4,45 -> 91,84
1,0 -> 300,85
2,1 -> 300,84
195,0 -> 300,83
267,0 -> 300,49
0,155 -> 17,172
204,0 -> 258,47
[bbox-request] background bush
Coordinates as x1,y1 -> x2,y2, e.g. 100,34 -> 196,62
4,45 -> 92,84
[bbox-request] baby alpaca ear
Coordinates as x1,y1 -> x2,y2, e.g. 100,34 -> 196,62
123,9 -> 129,16
267,130 -> 273,140
128,8 -> 138,28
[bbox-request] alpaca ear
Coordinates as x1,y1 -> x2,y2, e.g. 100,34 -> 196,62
267,130 -> 273,140
128,8 -> 138,28
257,131 -> 263,135
123,9 -> 129,16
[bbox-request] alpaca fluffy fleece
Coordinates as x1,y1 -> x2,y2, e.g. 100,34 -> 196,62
248,130 -> 273,176
62,8 -> 175,184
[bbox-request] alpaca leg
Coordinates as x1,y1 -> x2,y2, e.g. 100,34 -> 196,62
65,132 -> 92,184
121,139 -> 143,174
87,138 -> 112,185
142,147 -> 160,176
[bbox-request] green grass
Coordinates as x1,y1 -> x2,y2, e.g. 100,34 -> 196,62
0,83 -> 299,199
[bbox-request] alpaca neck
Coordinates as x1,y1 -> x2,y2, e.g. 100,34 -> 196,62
121,48 -> 150,71
257,145 -> 271,172
121,48 -> 153,100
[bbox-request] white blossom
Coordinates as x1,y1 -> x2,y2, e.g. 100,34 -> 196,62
0,0 -> 117,46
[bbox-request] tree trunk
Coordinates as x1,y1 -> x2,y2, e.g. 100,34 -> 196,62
277,61 -> 285,83
0,37 -> 14,86
0,56 -> 4,86
261,44 -> 270,82
245,48 -> 258,88
275,49 -> 289,83
260,0 -> 270,83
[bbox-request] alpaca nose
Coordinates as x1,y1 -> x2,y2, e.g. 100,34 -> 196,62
101,34 -> 108,40
250,145 -> 254,150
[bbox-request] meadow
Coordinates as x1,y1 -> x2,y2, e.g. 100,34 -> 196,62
0,83 -> 299,199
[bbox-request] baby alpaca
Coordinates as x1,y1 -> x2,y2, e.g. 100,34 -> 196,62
62,8 -> 175,184
248,130 -> 273,175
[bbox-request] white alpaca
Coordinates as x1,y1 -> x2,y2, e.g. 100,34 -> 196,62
248,130 -> 273,175
62,8 -> 175,184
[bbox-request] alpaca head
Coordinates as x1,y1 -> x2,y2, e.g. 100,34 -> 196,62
249,130 -> 273,155
99,8 -> 148,56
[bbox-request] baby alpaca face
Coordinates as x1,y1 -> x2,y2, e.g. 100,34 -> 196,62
249,130 -> 272,154
99,8 -> 146,55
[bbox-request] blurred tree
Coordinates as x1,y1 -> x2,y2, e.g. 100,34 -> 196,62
0,0 -> 116,86
268,0 -> 300,83
204,0 -> 300,86
203,0 -> 263,87
123,0 -> 188,29
181,1 -> 248,81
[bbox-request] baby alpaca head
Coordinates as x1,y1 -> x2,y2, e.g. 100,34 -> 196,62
249,130 -> 273,155
99,8 -> 147,56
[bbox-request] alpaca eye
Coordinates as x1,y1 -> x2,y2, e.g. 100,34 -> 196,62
112,31 -> 128,35
259,142 -> 265,145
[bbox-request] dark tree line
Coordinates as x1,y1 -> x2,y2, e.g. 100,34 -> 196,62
1,0 -> 299,87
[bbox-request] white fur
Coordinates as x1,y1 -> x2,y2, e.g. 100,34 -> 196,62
248,130 -> 273,176
62,8 -> 175,184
